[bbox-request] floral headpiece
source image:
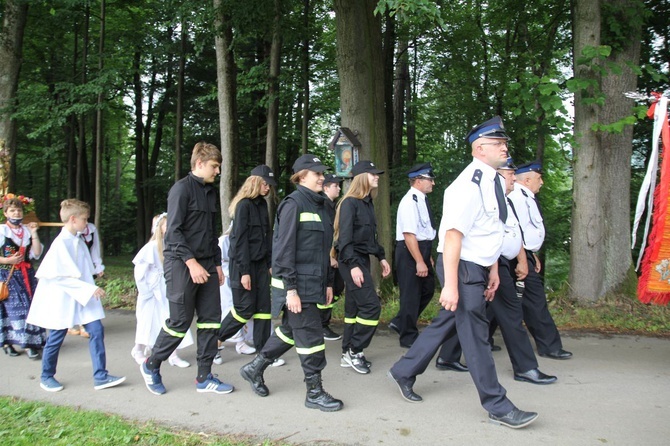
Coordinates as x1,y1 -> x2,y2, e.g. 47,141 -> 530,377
0,193 -> 36,214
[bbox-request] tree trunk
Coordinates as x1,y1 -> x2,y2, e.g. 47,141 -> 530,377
383,11 -> 395,169
94,0 -> 105,233
300,0 -> 310,155
334,0 -> 391,289
77,3 -> 90,200
133,49 -> 147,248
598,0 -> 642,295
214,0 -> 240,230
393,38 -> 408,167
0,1 -> 28,192
570,0 -> 604,301
406,38 -> 417,165
175,18 -> 187,181
266,0 -> 282,222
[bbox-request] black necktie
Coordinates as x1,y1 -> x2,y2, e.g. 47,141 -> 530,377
533,196 -> 544,219
494,174 -> 508,222
425,196 -> 435,230
507,197 -> 525,243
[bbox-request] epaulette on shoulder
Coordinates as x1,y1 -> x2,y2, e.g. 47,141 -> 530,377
471,169 -> 482,186
520,189 -> 528,197
412,193 -> 418,203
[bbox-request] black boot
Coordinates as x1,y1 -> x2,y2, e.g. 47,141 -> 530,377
304,373 -> 343,412
240,354 -> 273,397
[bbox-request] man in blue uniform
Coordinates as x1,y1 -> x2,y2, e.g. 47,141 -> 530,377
388,117 -> 538,429
508,161 -> 572,360
389,163 -> 436,349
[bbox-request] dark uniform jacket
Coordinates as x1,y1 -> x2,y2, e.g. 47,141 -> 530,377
164,172 -> 221,265
228,196 -> 271,288
336,195 -> 385,268
271,185 -> 334,316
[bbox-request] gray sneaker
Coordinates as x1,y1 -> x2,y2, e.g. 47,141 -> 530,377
341,349 -> 370,374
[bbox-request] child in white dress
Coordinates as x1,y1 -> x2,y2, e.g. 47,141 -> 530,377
131,213 -> 193,367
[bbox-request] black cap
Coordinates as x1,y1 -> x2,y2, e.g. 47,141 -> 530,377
351,160 -> 384,177
515,160 -> 543,175
323,173 -> 343,185
498,156 -> 517,171
465,116 -> 511,144
292,154 -> 329,174
407,162 -> 434,179
250,165 -> 277,186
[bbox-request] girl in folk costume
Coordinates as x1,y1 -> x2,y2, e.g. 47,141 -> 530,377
131,213 -> 193,367
213,223 -> 256,365
69,222 -> 106,338
0,196 -> 46,359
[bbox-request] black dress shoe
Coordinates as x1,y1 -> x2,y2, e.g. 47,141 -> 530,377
489,408 -> 539,429
26,348 -> 42,360
539,349 -> 573,360
514,368 -> 557,385
435,358 -> 469,372
3,345 -> 20,357
387,370 -> 422,403
399,341 -> 413,349
491,344 -> 502,352
388,322 -> 400,335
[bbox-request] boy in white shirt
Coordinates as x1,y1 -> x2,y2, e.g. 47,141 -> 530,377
27,199 -> 125,392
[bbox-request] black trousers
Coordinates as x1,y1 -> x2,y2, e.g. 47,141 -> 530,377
390,240 -> 435,346
434,253 -> 463,362
261,303 -> 326,375
518,251 -> 563,355
390,260 -> 515,417
218,259 -> 271,351
319,268 -> 344,328
487,257 -> 538,373
340,256 -> 380,354
150,257 -> 221,373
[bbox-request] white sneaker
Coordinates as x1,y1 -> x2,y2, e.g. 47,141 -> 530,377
168,354 -> 191,368
213,352 -> 223,365
226,331 -> 244,343
131,347 -> 147,365
270,358 -> 286,367
236,342 -> 256,355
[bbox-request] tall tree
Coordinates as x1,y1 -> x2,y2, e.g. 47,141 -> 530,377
0,0 -> 29,192
214,0 -> 240,229
334,0 -> 391,282
570,0 -> 644,302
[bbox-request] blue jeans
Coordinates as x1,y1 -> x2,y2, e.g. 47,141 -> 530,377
41,319 -> 108,382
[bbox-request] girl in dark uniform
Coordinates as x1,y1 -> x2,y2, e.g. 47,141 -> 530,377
218,165 -> 278,357
333,160 -> 391,375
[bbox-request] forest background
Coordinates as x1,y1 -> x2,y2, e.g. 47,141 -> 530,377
0,0 -> 668,306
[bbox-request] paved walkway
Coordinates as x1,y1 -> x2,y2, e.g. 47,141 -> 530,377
1,310 -> 670,445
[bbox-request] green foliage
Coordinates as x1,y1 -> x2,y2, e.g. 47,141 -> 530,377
0,397 -> 279,445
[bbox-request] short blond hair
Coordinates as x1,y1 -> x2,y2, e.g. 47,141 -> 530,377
60,199 -> 90,223
190,141 -> 222,169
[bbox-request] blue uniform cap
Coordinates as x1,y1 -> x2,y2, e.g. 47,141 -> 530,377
407,162 -> 434,179
498,156 -> 517,171
465,116 -> 511,145
515,160 -> 543,175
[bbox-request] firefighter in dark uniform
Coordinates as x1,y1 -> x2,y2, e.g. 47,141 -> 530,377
320,173 -> 345,341
334,160 -> 391,375
388,117 -> 538,429
141,142 -> 233,395
240,154 -> 343,412
217,165 -> 276,355
508,161 -> 572,360
389,163 -> 437,349
488,157 -> 557,385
